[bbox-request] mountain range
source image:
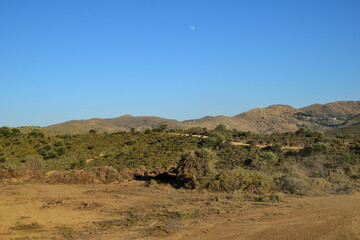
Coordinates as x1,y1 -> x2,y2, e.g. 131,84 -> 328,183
18,101 -> 360,136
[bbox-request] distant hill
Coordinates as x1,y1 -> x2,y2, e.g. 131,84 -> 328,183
19,115 -> 182,136
326,114 -> 360,136
183,101 -> 360,133
300,101 -> 360,126
13,101 -> 360,135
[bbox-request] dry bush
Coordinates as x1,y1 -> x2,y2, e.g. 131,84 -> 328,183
46,171 -> 96,184
0,168 -> 11,179
210,168 -> 274,194
177,149 -> 218,189
0,167 -> 45,182
11,222 -> 42,230
25,156 -> 43,170
91,166 -> 119,183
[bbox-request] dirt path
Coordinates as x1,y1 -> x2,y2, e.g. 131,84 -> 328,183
181,194 -> 360,240
0,182 -> 359,239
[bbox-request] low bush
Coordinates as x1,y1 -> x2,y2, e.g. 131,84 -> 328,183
177,149 -> 218,189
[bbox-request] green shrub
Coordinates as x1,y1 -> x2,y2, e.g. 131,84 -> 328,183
126,139 -> 136,145
274,174 -> 311,195
177,148 -> 218,189
54,140 -> 64,147
210,169 -> 242,192
204,133 -> 225,148
337,153 -> 351,163
253,152 -> 278,170
104,152 -> 114,158
300,145 -> 314,157
295,127 -> 308,137
89,129 -> 97,134
210,168 -> 273,194
55,146 -> 65,155
70,159 -> 85,169
28,129 -> 45,137
313,142 -> 328,153
215,124 -> 226,132
271,142 -> 282,152
0,126 -> 11,137
44,151 -> 58,159
11,128 -> 21,135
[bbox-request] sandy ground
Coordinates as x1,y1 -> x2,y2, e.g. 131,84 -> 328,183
0,181 -> 359,240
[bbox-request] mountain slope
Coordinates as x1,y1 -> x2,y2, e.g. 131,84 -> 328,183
41,115 -> 181,135
300,101 -> 360,126
326,114 -> 360,136
15,101 -> 360,135
183,101 -> 360,133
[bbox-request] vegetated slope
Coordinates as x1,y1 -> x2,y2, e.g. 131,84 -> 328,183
300,101 -> 360,126
36,115 -> 182,135
183,101 -> 360,133
1,127 -> 360,196
183,105 -> 304,133
13,101 -> 360,135
327,114 -> 360,136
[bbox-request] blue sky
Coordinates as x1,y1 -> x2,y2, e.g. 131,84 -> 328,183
1,0 -> 359,127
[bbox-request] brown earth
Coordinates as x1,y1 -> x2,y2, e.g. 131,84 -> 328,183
0,182 -> 359,240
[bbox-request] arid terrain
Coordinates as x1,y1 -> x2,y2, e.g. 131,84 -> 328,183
1,101 -> 360,239
1,181 -> 359,240
2,0 -> 359,238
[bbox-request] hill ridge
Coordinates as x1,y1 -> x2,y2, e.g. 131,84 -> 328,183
13,100 -> 360,135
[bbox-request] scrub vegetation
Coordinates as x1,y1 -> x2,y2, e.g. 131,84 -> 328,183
0,125 -> 359,196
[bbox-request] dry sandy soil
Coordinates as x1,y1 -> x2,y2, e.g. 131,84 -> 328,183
0,181 -> 359,240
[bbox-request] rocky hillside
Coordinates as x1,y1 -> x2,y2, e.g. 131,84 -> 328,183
300,101 -> 360,126
183,101 -> 360,133
14,101 -> 360,135
326,113 -> 360,136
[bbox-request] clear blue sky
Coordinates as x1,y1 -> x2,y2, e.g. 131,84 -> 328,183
1,0 -> 359,127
